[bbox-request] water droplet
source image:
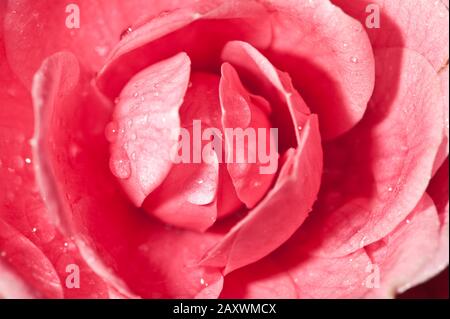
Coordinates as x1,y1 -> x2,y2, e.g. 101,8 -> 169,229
197,179 -> 204,184
64,242 -> 69,247
109,150 -> 131,179
188,81 -> 193,88
298,126 -> 303,131
114,97 -> 120,104
343,42 -> 349,48
406,219 -> 411,224
200,278 -> 205,285
388,187 -> 393,192
350,56 -> 359,63
25,157 -> 32,164
120,27 -> 133,39
31,227 -> 37,233
131,152 -> 136,160
133,92 -> 139,98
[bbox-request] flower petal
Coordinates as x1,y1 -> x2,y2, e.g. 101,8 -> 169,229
200,115 -> 322,275
299,48 -> 444,257
332,0 -> 449,71
30,51 -> 223,298
364,195 -> 441,297
220,234 -> 372,298
219,63 -> 278,208
108,52 -> 191,206
3,0 -> 197,87
96,1 -> 272,98
0,41 -> 120,298
260,0 -> 375,139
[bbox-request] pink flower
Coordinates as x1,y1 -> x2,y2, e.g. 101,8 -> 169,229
0,0 -> 448,298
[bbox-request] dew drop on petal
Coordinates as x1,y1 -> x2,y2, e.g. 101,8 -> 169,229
105,121 -> 119,142
350,56 -> 359,63
120,27 -> 133,39
109,149 -> 131,179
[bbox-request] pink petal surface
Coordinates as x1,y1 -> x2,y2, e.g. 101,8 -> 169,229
3,0 -> 197,87
143,158 -> 219,232
297,48 -> 444,257
108,52 -> 191,206
364,195 -> 441,297
96,1 -> 272,98
30,51 -> 138,298
331,0 -> 449,166
0,41 -> 128,298
0,257 -> 37,299
0,219 -> 62,299
201,115 -> 322,275
221,41 -> 310,149
219,63 -> 277,208
28,51 -> 224,298
221,232 -> 372,298
425,159 -> 450,278
434,66 -> 449,172
332,0 -> 449,71
222,192 -> 444,299
260,0 -> 375,139
143,72 -> 241,231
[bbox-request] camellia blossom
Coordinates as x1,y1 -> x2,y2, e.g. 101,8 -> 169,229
0,0 -> 448,299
